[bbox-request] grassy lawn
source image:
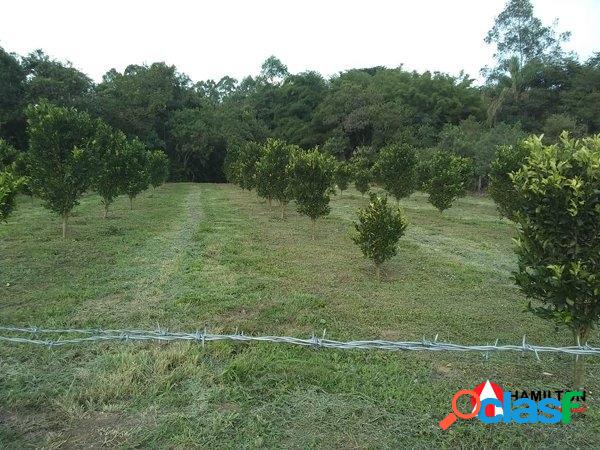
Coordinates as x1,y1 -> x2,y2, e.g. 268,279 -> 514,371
1,183 -> 599,448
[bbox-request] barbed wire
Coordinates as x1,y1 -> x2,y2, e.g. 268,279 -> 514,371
0,325 -> 598,359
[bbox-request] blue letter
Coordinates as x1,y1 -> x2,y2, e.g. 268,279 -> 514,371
512,398 -> 537,424
538,398 -> 561,424
478,399 -> 503,424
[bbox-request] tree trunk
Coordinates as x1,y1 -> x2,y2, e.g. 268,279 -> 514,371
103,202 -> 109,219
477,176 -> 483,195
61,213 -> 69,238
280,201 -> 285,219
573,326 -> 591,389
268,197 -> 272,211
129,196 -> 133,210
375,263 -> 381,281
311,218 -> 316,240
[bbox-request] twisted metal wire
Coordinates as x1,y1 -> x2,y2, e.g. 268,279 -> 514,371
0,325 -> 598,358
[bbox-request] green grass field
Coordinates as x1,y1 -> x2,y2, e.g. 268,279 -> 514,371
1,183 -> 599,448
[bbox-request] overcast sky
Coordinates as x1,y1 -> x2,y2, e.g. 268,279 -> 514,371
1,0 -> 599,84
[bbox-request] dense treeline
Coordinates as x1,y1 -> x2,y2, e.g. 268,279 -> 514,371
0,0 -> 598,186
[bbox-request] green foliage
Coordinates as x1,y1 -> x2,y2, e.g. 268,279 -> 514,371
437,118 -> 526,189
0,169 -> 23,222
353,194 -> 408,278
485,0 -> 570,67
287,149 -> 336,225
511,133 -> 600,385
423,152 -> 472,212
372,143 -> 417,201
542,114 -> 587,144
334,160 -> 353,193
0,138 -> 19,171
488,143 -> 530,219
226,141 -> 263,190
26,101 -> 96,235
255,139 -> 295,206
147,150 -> 170,188
121,138 -> 150,208
91,121 -> 128,216
350,153 -> 371,195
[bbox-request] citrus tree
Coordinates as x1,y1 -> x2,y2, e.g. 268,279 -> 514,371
148,149 -> 170,189
423,151 -> 472,212
350,153 -> 371,196
0,170 -> 23,222
287,149 -> 336,238
512,133 -> 600,388
26,101 -> 96,237
230,141 -> 263,191
372,143 -> 417,202
334,160 -> 353,197
121,138 -> 150,210
92,122 -> 128,218
255,138 -> 295,217
353,194 -> 408,279
489,143 -> 530,220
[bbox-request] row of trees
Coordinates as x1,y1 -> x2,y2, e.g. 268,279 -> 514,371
0,102 -> 169,236
1,0 -> 597,184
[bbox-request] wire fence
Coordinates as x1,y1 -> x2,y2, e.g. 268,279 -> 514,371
0,325 -> 598,359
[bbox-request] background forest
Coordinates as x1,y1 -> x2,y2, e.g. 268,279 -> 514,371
1,0 -> 599,187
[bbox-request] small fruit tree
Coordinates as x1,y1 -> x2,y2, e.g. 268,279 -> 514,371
0,170 -> 23,222
353,194 -> 408,279
287,149 -> 336,238
334,160 -> 353,197
229,141 -> 263,191
350,153 -> 371,196
372,143 -> 417,202
92,122 -> 127,218
489,143 -> 529,220
255,138 -> 295,217
148,149 -> 170,189
511,133 -> 600,388
121,138 -> 150,210
423,151 -> 472,212
26,101 -> 96,237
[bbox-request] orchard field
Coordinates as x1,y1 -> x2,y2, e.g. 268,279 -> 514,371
1,183 -> 599,448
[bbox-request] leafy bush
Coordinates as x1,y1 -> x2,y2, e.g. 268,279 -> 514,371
353,194 -> 408,279
350,153 -> 371,195
121,138 -> 150,210
489,143 -> 530,220
287,149 -> 336,237
227,141 -> 263,191
512,133 -> 600,388
423,151 -> 472,212
92,122 -> 128,218
255,138 -> 295,216
372,143 -> 417,201
26,101 -> 96,237
148,149 -> 170,189
0,170 -> 23,222
334,160 -> 353,195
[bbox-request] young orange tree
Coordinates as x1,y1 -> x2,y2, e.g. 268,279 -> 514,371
512,133 -> 600,388
26,101 -> 96,237
353,194 -> 408,280
287,149 -> 336,239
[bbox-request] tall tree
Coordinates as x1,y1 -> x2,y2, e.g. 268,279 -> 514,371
485,0 -> 570,69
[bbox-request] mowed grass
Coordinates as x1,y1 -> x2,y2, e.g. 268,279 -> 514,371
1,183 -> 599,448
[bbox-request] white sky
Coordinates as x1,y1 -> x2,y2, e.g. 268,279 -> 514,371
1,0 -> 599,85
